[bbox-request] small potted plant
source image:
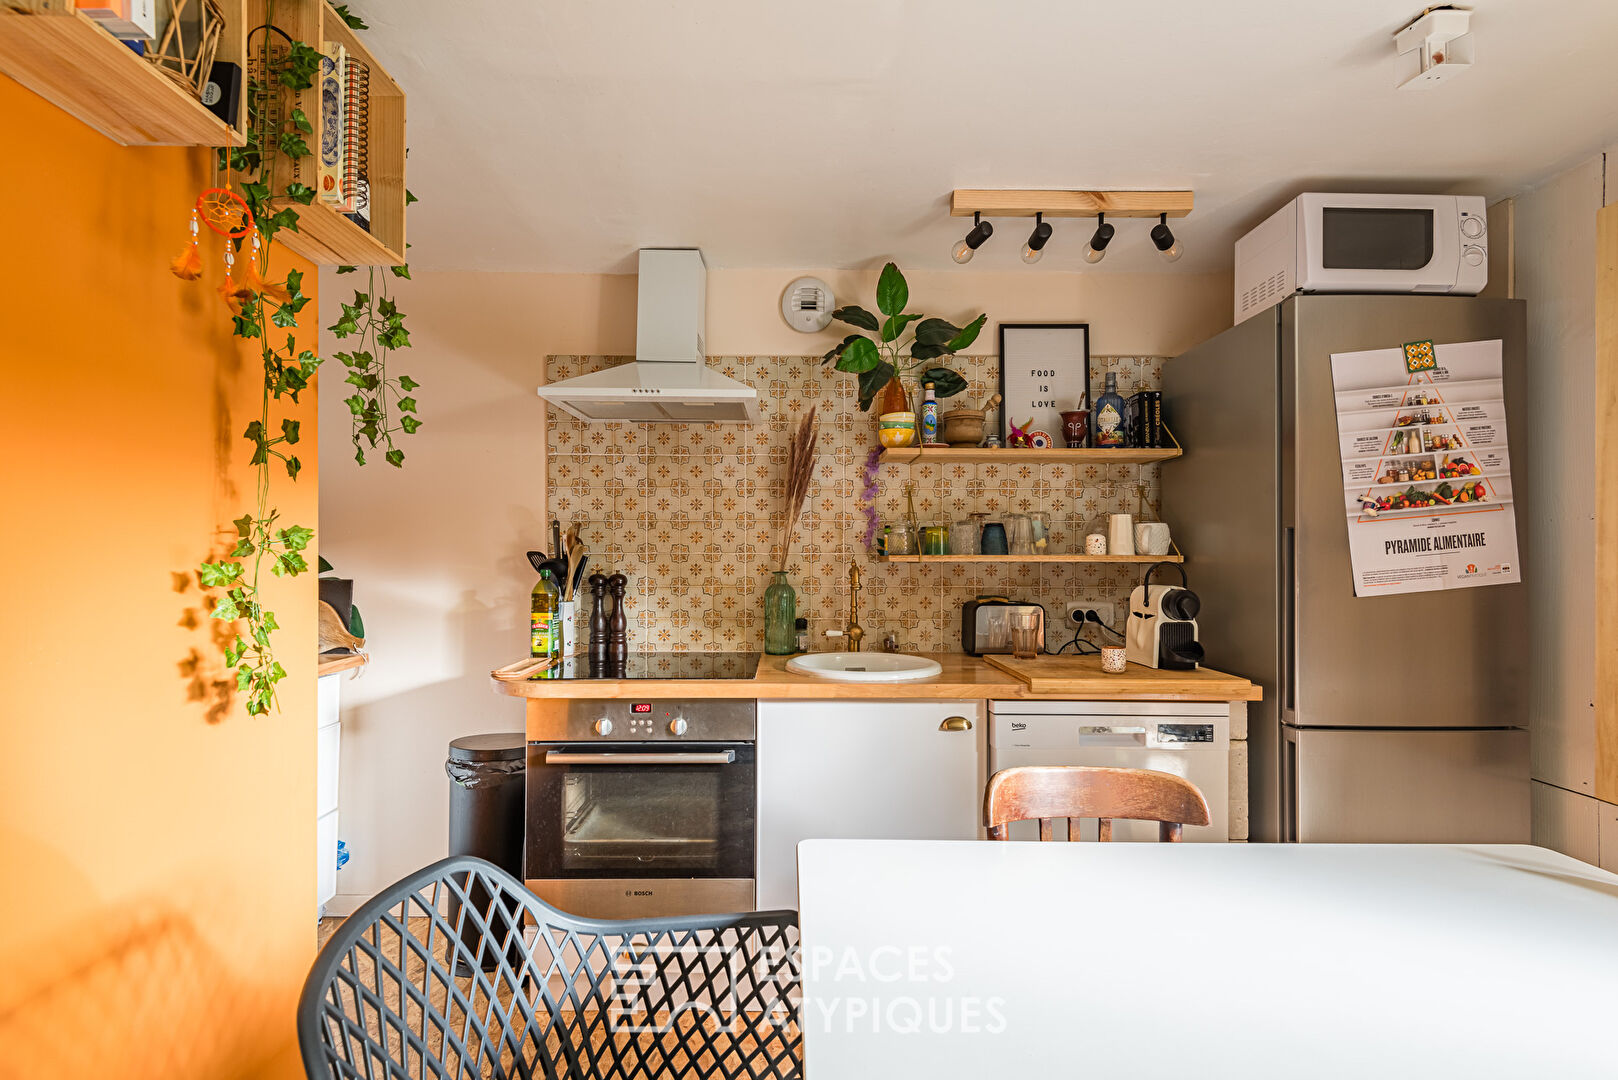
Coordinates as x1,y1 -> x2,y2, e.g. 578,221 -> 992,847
822,262 -> 986,413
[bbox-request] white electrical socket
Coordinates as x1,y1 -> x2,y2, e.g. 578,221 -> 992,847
1065,600 -> 1117,631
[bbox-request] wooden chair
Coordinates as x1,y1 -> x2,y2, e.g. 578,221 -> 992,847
984,765 -> 1211,842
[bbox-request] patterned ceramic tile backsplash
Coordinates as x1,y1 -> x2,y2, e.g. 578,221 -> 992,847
546,354 -> 1167,654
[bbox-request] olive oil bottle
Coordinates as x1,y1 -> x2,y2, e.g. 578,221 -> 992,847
530,568 -> 561,660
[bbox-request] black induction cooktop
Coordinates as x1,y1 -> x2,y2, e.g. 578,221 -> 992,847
538,651 -> 761,681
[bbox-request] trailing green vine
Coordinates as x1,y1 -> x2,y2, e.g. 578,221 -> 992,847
329,230 -> 420,465
189,0 -> 411,715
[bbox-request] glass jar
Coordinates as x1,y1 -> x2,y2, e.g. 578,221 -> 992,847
1005,513 -> 1033,556
1027,511 -> 1049,554
886,519 -> 917,556
763,571 -> 797,655
921,523 -> 950,556
950,518 -> 980,555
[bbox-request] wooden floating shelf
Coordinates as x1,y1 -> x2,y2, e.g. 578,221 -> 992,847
879,554 -> 1183,564
246,0 -> 406,266
952,189 -> 1193,219
879,447 -> 1180,466
0,0 -> 246,146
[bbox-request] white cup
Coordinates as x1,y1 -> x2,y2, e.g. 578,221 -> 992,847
1100,645 -> 1127,673
1085,533 -> 1108,556
1134,522 -> 1172,556
1108,513 -> 1136,557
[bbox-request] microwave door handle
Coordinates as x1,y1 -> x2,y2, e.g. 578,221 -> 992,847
543,751 -> 737,766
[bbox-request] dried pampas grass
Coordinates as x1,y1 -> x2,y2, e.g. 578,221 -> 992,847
776,406 -> 820,572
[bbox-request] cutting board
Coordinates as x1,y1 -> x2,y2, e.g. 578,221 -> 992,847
983,654 -> 1260,700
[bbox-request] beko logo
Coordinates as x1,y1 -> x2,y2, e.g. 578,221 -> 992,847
625,889 -> 654,897
1010,722 -> 1026,731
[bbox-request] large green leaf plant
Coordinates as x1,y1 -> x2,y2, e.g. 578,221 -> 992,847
821,262 -> 986,411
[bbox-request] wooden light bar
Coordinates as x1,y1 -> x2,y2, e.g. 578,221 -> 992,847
951,190 -> 1193,219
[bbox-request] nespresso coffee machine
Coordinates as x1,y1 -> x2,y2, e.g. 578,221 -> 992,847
1126,563 -> 1205,670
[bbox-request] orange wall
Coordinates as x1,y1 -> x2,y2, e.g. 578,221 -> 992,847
0,76 -> 317,1079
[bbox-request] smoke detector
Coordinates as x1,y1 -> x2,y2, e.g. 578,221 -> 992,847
1395,5 -> 1474,90
781,277 -> 835,333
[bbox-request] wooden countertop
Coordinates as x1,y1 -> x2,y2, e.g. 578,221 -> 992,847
490,652 -> 1259,702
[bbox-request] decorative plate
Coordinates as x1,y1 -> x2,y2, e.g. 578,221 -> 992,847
1027,430 -> 1055,449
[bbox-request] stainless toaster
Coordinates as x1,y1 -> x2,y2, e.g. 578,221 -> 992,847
960,597 -> 1046,656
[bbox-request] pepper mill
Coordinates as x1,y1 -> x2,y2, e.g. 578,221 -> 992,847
606,573 -> 629,665
586,573 -> 609,664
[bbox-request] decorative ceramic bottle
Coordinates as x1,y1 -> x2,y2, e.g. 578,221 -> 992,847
920,382 -> 939,444
1092,372 -> 1127,448
764,571 -> 797,655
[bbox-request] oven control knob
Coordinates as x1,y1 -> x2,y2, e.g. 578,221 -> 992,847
593,718 -> 613,736
1463,245 -> 1485,266
668,717 -> 689,736
1460,215 -> 1485,239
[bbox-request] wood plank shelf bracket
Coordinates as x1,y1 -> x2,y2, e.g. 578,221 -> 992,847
951,189 -> 1194,219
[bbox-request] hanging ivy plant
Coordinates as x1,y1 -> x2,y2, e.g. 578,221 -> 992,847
189,0 -> 413,715
329,210 -> 421,466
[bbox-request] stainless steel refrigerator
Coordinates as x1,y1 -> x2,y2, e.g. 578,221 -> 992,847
1162,295 -> 1530,843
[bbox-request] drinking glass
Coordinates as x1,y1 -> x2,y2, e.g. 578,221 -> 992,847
1010,610 -> 1040,660
1005,513 -> 1033,556
950,518 -> 980,555
981,522 -> 1009,556
921,523 -> 950,556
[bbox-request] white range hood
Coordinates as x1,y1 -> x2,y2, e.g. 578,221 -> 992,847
537,248 -> 760,424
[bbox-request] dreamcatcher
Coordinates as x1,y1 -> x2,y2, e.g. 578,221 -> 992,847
171,167 -> 283,309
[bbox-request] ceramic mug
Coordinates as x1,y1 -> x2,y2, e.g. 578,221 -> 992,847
1085,532 -> 1108,556
1108,513 -> 1136,557
1134,522 -> 1172,556
1100,644 -> 1127,674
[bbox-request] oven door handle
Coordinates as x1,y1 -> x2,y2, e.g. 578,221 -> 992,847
543,751 -> 737,766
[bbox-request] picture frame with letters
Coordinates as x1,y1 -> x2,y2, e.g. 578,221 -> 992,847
997,323 -> 1091,443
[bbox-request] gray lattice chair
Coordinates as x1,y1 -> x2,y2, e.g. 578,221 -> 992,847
299,857 -> 802,1079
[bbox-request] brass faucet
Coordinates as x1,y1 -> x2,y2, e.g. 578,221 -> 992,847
845,563 -> 864,652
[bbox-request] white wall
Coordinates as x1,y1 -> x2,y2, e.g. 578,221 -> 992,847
1512,148 -> 1618,868
317,266 -> 1232,912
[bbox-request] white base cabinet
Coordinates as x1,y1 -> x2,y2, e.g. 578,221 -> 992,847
756,700 -> 982,911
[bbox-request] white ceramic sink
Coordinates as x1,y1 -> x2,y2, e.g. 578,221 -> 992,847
785,652 -> 943,682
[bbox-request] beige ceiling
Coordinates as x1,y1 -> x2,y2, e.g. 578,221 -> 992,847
359,0 -> 1618,274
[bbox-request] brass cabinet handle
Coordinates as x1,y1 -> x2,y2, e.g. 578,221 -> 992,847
938,716 -> 973,732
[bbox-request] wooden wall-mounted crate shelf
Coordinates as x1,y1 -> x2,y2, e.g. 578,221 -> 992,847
245,0 -> 405,266
879,447 -> 1180,466
0,0 -> 246,146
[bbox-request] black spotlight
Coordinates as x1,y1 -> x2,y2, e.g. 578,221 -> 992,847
952,212 -> 994,264
1083,213 -> 1116,264
1020,212 -> 1054,264
1150,212 -> 1182,262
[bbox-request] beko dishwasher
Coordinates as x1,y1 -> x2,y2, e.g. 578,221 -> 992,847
988,700 -> 1231,841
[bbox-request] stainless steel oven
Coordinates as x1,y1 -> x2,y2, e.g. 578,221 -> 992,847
527,698 -> 756,919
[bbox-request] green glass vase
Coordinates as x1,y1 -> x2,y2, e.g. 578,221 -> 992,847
763,571 -> 797,655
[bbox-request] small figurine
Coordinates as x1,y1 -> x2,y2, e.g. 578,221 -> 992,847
1007,416 -> 1035,448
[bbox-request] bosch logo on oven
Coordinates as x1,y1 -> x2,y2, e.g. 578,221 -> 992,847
626,889 -> 654,897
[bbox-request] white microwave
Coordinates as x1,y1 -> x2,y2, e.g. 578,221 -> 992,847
1233,193 -> 1487,323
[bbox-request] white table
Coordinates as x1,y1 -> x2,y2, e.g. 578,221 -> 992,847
796,840 -> 1618,1078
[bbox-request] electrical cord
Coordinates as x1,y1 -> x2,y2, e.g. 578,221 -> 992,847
1085,610 -> 1125,639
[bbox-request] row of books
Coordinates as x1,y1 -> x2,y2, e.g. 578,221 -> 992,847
319,42 -> 371,232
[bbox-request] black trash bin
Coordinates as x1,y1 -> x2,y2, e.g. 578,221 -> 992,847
445,733 -> 526,973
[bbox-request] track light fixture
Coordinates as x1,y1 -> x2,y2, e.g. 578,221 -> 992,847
1020,212 -> 1053,264
1150,212 -> 1183,262
952,212 -> 994,264
1082,213 -> 1115,264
